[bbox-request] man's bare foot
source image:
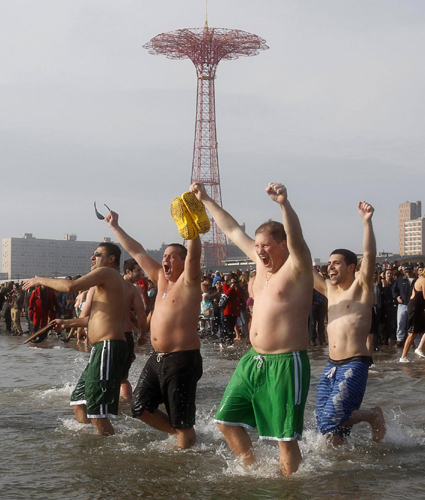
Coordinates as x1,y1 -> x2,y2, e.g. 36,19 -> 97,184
371,406 -> 386,442
328,434 -> 344,446
241,450 -> 256,468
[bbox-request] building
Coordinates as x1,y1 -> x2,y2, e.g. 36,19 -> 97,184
399,201 -> 421,256
404,217 -> 425,256
1,233 -> 131,280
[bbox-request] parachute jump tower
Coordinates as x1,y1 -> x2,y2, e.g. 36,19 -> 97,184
144,18 -> 268,267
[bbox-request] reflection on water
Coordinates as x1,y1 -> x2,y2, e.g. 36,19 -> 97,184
1,331 -> 425,500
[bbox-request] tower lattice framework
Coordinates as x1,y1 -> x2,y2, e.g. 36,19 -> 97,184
144,26 -> 268,267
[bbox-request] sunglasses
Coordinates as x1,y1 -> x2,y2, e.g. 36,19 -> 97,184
94,202 -> 111,220
92,252 -> 103,257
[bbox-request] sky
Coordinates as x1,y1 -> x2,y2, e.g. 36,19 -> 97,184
1,0 -> 424,262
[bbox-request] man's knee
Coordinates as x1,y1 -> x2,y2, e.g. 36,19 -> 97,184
216,422 -> 234,437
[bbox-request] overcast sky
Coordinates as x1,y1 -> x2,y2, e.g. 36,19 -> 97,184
1,0 -> 424,262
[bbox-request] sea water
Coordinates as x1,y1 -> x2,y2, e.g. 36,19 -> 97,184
1,331 -> 425,500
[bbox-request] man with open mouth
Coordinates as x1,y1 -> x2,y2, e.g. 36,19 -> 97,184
105,209 -> 203,450
313,202 -> 386,446
190,181 -> 313,476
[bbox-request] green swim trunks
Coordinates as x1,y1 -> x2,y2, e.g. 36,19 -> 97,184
71,339 -> 128,419
214,348 -> 310,441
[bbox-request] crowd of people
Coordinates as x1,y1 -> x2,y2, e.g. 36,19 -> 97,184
1,181 -> 424,476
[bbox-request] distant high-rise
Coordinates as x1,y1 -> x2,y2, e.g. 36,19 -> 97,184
399,201 -> 422,256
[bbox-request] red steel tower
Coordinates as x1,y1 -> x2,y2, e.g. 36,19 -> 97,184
144,24 -> 268,267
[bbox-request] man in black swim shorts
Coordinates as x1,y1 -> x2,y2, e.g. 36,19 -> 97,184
106,206 -> 204,449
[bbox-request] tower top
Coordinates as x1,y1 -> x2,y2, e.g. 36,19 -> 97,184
143,27 -> 268,65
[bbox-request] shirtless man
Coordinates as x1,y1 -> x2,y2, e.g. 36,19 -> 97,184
105,211 -> 203,449
313,202 -> 386,445
23,242 -> 127,436
191,182 -> 312,476
77,265 -> 148,401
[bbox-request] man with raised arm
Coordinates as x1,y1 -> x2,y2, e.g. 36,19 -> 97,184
191,182 -> 312,476
23,242 -> 127,436
313,202 -> 386,445
105,210 -> 203,449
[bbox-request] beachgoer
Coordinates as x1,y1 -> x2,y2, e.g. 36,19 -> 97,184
1,294 -> 12,333
399,273 -> 425,362
11,284 -> 24,336
105,208 -> 203,449
392,264 -> 415,347
23,242 -> 127,436
191,181 -> 312,476
29,285 -> 58,332
78,276 -> 147,401
220,272 -> 241,348
313,202 -> 386,445
379,269 -> 397,345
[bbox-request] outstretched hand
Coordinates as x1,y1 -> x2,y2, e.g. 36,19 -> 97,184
266,183 -> 288,205
190,182 -> 209,202
23,277 -> 40,291
50,318 -> 65,333
358,201 -> 374,221
105,210 -> 119,228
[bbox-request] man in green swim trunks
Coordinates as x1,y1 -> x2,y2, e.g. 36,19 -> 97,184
191,182 -> 313,476
23,242 -> 127,437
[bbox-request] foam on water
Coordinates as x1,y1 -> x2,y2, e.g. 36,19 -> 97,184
39,383 -> 74,399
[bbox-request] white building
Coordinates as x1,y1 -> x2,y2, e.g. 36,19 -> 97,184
1,233 -> 131,280
404,218 -> 425,256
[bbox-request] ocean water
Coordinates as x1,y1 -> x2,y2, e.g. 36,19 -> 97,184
1,329 -> 425,500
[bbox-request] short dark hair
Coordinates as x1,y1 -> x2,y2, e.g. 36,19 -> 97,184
167,243 -> 187,260
330,249 -> 358,269
123,258 -> 139,274
255,220 -> 287,243
98,242 -> 121,269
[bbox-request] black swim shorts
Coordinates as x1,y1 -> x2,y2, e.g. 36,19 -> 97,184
131,349 -> 203,429
121,332 -> 136,380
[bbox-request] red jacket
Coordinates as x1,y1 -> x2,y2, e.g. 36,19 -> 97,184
29,287 -> 58,327
222,283 -> 241,317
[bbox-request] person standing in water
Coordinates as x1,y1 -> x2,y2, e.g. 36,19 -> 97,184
313,202 -> 386,445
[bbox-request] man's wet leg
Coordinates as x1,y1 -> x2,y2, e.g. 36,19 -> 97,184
278,440 -> 302,476
73,404 -> 90,424
216,423 -> 255,467
342,406 -> 386,442
137,408 -> 177,435
91,417 -> 115,436
120,379 -> 133,401
176,427 -> 196,449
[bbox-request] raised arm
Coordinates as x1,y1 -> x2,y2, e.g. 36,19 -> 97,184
183,236 -> 202,287
313,269 -> 328,297
105,211 -> 162,284
266,183 -> 311,272
357,201 -> 376,290
190,182 -> 256,261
